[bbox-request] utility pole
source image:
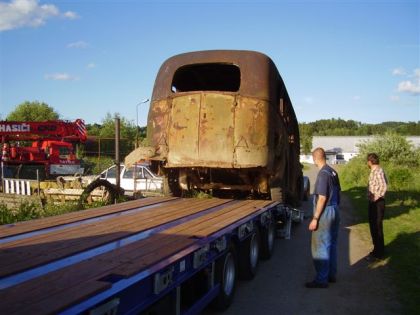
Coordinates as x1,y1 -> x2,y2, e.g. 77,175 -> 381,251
136,98 -> 149,148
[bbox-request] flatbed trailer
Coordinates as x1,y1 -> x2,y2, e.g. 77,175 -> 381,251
0,197 -> 301,315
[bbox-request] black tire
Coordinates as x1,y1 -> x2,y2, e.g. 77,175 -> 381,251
78,179 -> 122,209
270,186 -> 284,203
211,244 -> 238,311
162,170 -> 182,197
238,229 -> 260,280
260,221 -> 276,260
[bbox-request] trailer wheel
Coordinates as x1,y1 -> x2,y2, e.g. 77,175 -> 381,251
78,179 -> 122,209
211,244 -> 237,311
239,229 -> 260,280
260,221 -> 276,260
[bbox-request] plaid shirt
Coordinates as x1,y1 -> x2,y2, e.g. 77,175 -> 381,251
368,166 -> 387,201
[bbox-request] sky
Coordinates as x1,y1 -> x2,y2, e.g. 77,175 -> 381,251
0,0 -> 419,126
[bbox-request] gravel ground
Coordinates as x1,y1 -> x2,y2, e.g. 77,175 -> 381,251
203,164 -> 401,315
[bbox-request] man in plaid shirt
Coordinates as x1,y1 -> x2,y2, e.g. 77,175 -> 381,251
366,153 -> 388,260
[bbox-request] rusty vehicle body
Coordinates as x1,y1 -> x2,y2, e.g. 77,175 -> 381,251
141,50 -> 302,204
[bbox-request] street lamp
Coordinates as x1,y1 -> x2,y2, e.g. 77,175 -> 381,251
136,98 -> 149,148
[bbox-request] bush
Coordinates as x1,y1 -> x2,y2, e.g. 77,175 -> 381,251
341,133 -> 420,191
43,202 -> 81,216
341,159 -> 419,192
358,132 -> 420,167
340,157 -> 369,189
0,201 -> 44,225
385,164 -> 419,191
82,156 -> 115,175
0,199 -> 118,225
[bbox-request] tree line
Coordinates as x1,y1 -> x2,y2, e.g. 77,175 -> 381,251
300,118 -> 420,136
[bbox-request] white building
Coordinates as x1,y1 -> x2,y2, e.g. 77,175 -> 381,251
300,136 -> 420,164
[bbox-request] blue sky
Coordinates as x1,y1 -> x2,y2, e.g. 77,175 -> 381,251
0,0 -> 419,126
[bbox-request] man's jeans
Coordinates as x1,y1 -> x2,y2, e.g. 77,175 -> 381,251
311,205 -> 340,284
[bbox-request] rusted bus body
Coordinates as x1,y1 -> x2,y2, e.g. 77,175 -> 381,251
147,50 -> 302,203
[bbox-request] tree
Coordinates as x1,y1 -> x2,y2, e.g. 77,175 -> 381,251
97,113 -> 137,140
357,132 -> 420,167
85,113 -> 138,158
341,132 -> 420,191
299,123 -> 313,154
6,101 -> 60,121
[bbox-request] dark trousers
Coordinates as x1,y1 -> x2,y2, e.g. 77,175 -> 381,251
368,198 -> 385,257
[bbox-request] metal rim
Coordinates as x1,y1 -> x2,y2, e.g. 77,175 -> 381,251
223,252 -> 235,296
249,233 -> 259,269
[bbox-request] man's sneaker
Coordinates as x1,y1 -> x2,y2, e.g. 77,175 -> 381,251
305,281 -> 328,288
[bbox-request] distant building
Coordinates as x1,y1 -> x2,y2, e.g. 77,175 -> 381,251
300,136 -> 420,164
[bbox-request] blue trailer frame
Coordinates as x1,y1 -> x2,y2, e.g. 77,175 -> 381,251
0,198 -> 303,315
60,202 -> 281,315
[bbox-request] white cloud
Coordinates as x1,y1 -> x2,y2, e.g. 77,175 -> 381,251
45,73 -> 78,81
395,68 -> 420,96
0,0 -> 78,32
398,80 -> 420,95
392,67 -> 406,76
63,11 -> 79,20
67,41 -> 89,49
87,62 -> 96,69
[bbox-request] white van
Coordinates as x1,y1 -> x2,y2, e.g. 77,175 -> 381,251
100,164 -> 163,193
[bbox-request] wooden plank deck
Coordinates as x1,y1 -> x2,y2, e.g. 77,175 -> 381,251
0,198 -> 230,277
0,196 -> 177,238
0,198 -> 275,315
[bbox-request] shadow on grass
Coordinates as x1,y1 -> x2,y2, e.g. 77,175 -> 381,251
344,187 -> 419,315
344,187 -> 419,222
385,231 -> 420,315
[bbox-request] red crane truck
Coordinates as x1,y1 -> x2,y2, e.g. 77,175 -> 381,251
0,119 -> 87,179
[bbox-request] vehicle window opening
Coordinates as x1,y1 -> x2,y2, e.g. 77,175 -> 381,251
107,166 -> 117,179
123,168 -> 134,179
171,63 -> 240,92
59,147 -> 70,156
144,168 -> 153,179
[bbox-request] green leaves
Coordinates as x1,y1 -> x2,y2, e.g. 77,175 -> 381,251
357,132 -> 420,167
341,133 -> 420,191
6,101 -> 60,121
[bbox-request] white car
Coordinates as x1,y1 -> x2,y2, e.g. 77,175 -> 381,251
100,164 -> 163,193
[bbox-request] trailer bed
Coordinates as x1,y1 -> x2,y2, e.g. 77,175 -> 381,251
0,197 -> 277,314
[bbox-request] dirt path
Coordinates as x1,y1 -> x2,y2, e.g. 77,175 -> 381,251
203,165 -> 401,314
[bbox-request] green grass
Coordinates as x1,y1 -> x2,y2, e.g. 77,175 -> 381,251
0,199 -> 114,225
344,187 -> 420,315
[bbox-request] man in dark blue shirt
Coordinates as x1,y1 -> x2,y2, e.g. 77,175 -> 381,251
306,147 -> 341,288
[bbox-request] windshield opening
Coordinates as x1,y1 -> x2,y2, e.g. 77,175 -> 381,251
171,63 -> 240,93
